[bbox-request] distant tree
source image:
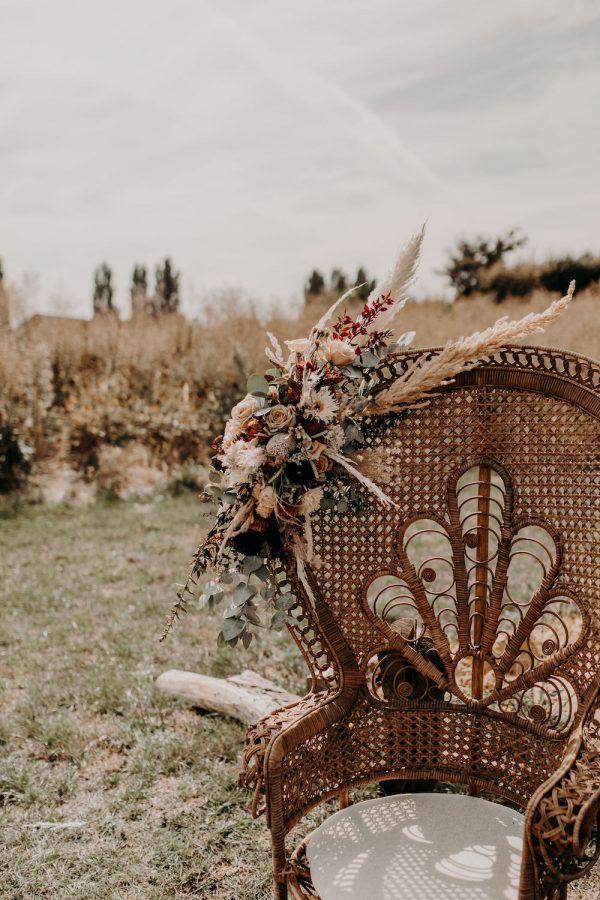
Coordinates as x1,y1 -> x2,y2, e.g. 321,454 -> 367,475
539,254 -> 600,295
93,263 -> 115,316
330,268 -> 348,295
444,229 -> 527,298
354,267 -> 377,302
305,269 -> 325,295
132,264 -> 147,293
154,258 -> 180,314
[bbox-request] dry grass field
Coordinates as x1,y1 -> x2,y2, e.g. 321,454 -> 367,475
3,284 -> 600,502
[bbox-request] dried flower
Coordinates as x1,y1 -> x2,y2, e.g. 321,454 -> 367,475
323,338 -> 355,367
253,483 -> 276,518
223,394 -> 262,447
265,404 -> 296,431
325,424 -> 345,452
220,440 -> 266,486
285,337 -> 310,354
300,487 -> 323,515
314,454 -> 332,476
265,432 -> 296,464
306,387 -> 339,423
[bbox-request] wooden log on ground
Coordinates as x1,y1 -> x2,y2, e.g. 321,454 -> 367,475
156,669 -> 300,725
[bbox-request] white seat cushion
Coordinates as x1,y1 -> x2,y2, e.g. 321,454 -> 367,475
306,793 -> 524,900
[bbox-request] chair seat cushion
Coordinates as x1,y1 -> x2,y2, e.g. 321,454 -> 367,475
306,793 -> 524,900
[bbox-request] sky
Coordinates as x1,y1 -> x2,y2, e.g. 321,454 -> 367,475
1,0 -> 599,318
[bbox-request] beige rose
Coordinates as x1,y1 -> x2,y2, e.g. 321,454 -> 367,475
265,404 -> 296,431
252,483 -> 276,518
222,394 -> 262,449
230,393 -> 262,430
323,338 -> 355,367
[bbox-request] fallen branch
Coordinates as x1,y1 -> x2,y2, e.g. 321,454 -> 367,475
155,669 -> 300,725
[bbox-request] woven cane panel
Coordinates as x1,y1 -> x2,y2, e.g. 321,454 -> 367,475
308,358 -> 600,742
279,700 -> 566,827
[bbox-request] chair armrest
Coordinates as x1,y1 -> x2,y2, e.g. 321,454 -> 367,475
240,690 -> 336,818
521,696 -> 600,898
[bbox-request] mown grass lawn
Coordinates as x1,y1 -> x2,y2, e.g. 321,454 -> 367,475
0,494 -> 597,899
0,493 -> 317,899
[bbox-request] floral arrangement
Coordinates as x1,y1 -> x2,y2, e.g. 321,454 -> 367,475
162,228 -> 575,648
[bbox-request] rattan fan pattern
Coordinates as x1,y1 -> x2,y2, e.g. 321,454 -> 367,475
239,345 -> 600,900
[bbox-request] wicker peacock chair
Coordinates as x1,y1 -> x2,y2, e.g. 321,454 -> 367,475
240,345 -> 600,900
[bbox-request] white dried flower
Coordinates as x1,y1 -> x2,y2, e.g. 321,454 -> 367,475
220,440 -> 266,486
284,337 -> 310,354
306,387 -> 339,423
325,424 -> 345,452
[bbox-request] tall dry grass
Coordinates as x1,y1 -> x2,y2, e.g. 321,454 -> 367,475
1,284 -> 599,496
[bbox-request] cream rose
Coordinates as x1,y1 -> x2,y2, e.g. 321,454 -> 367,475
231,393 -> 262,430
265,404 -> 296,432
323,338 -> 356,367
222,394 -> 263,449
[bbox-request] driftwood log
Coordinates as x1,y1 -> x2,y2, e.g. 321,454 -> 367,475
156,669 -> 300,725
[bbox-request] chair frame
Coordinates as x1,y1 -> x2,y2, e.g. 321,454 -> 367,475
240,345 -> 600,900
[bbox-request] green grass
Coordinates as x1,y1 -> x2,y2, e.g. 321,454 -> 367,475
0,493 -> 315,899
0,495 -> 597,899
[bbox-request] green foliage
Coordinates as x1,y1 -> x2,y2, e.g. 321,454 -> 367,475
330,267 -> 348,294
132,264 -> 147,292
539,255 -> 600,295
445,231 -> 600,303
93,263 -> 115,316
305,269 -> 325,295
354,266 -> 377,301
154,257 -> 180,314
444,229 -> 527,298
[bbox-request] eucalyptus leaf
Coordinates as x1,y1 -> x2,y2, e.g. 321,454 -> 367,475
270,610 -> 287,631
224,604 -> 242,618
221,617 -> 245,641
233,582 -> 257,605
275,593 -> 295,611
244,607 -> 262,626
397,330 -> 416,349
250,565 -> 270,582
358,351 -> 379,368
247,374 -> 270,397
320,497 -> 337,510
242,555 -> 264,574
242,630 -> 253,649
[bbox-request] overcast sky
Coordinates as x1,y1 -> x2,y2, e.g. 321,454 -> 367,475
1,0 -> 599,317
